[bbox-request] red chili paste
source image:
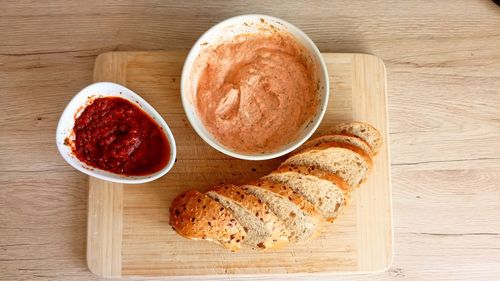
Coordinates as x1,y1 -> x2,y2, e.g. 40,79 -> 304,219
73,97 -> 169,175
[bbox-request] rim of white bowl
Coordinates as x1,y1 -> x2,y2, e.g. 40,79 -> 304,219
181,14 -> 329,161
56,82 -> 177,184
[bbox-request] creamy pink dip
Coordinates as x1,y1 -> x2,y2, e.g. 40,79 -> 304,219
193,32 -> 318,154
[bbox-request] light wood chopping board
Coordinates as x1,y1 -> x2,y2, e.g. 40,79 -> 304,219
87,51 -> 392,278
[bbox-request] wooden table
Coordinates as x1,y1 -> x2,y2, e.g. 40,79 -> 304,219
1,1 -> 499,280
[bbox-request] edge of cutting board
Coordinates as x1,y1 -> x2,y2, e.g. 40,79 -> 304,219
87,52 -> 128,278
87,51 -> 393,278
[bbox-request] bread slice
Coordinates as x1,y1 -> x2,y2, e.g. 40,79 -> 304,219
299,134 -> 373,156
264,165 -> 349,222
242,179 -> 323,242
331,122 -> 382,154
283,142 -> 372,190
169,190 -> 246,252
207,184 -> 289,250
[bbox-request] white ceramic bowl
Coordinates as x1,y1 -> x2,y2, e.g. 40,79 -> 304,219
56,82 -> 176,184
181,14 -> 329,160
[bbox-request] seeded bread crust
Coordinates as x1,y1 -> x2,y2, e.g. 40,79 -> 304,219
331,122 -> 383,154
299,134 -> 373,156
169,190 -> 246,252
207,184 -> 289,250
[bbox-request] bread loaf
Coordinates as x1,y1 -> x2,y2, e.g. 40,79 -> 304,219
169,122 -> 382,251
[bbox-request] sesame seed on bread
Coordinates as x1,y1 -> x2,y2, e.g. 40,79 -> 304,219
169,190 -> 246,252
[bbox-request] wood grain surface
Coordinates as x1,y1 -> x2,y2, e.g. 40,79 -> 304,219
88,51 -> 392,278
0,1 -> 499,280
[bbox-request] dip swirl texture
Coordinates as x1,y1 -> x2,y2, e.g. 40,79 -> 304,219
194,33 -> 318,154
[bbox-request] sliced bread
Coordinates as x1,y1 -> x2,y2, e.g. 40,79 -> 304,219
299,134 -> 373,156
331,122 -> 383,154
242,179 -> 322,242
282,142 -> 372,189
206,184 -> 289,250
169,190 -> 246,252
264,165 -> 349,222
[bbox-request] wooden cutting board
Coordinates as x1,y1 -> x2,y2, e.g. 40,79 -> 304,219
87,51 -> 392,278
